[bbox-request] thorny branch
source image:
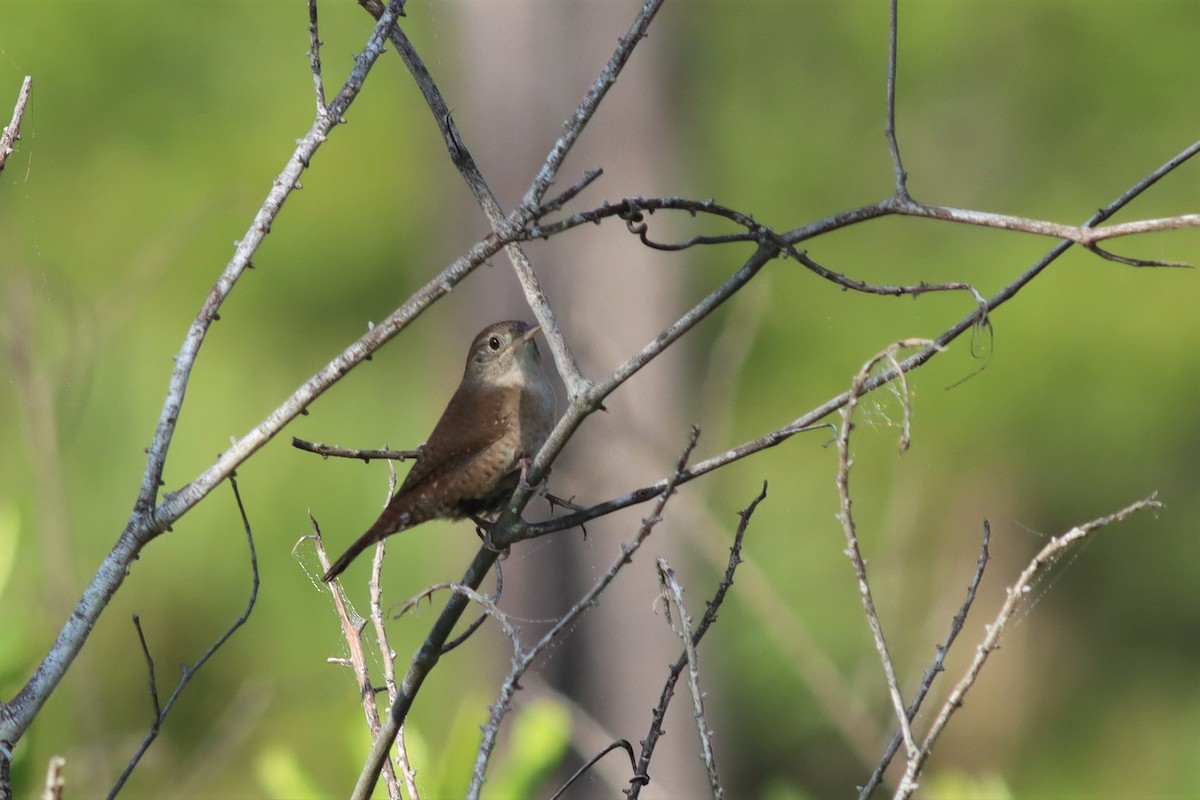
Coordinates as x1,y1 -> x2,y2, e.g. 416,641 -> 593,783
0,1 -> 410,762
291,436 -> 420,464
656,558 -> 723,800
465,428 -> 701,800
628,483 -> 766,799
893,495 -> 1161,799
858,520 -> 991,799
300,517 -> 403,800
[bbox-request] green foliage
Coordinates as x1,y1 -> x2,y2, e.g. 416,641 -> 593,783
256,744 -> 327,800
484,697 -> 572,799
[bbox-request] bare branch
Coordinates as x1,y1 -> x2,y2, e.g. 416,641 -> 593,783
131,616 -> 162,721
893,495 -> 1162,799
884,0 -> 907,194
0,5 -> 411,750
307,0 -> 326,115
108,475 -> 260,799
836,340 -> 943,763
524,140 -> 1200,546
536,168 -> 604,216
518,0 -> 666,211
884,197 -> 1200,265
858,520 -> 991,799
466,428 -> 701,800
629,482 -> 765,799
370,483 -> 419,799
356,2 -> 587,393
307,516 -> 403,800
1085,241 -> 1193,269
0,76 -> 32,175
655,558 -> 723,800
538,192 -> 1199,271
291,436 -> 420,463
139,1 -> 406,523
350,546 -> 501,800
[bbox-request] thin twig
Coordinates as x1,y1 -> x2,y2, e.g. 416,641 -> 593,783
533,194 -> 1198,271
536,168 -> 604,216
0,4 -> 411,753
292,436 -> 420,463
893,496 -> 1161,799
519,0 -> 667,211
307,0 -> 326,115
656,558 -> 723,800
628,482 -> 765,799
883,198 -> 1199,266
439,559 -> 502,655
0,76 -> 32,175
307,515 -> 403,799
1085,241 -> 1192,269
357,2 -> 586,394
108,475 -> 260,799
350,546 -> 500,800
466,428 -> 702,800
130,616 -> 161,720
836,341 -> 942,763
884,0 -> 907,194
369,457 -> 418,798
858,520 -> 991,799
548,740 -> 642,800
371,533 -> 419,799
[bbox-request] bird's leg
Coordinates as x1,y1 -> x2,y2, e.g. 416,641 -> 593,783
516,455 -> 535,492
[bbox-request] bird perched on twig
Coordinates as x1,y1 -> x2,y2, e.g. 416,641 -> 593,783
322,320 -> 557,582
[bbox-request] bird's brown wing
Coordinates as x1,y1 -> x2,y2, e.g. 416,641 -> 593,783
395,383 -> 515,498
321,385 -> 515,583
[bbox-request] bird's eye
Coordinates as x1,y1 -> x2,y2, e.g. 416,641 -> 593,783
488,336 -> 502,351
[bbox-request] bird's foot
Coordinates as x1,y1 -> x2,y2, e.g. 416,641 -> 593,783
474,520 -> 511,559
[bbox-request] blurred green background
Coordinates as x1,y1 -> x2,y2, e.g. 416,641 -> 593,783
1,1 -> 1197,798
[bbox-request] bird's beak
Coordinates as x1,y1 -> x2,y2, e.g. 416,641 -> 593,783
521,324 -> 542,344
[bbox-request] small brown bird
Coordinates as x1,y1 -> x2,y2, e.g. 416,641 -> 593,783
322,320 -> 557,582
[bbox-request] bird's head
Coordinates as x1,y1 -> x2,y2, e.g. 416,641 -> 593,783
463,320 -> 543,388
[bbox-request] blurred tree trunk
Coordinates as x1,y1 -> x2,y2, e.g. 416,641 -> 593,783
452,2 -> 703,796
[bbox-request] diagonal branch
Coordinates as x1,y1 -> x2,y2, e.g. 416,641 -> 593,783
655,558 -> 724,800
892,495 -> 1162,799
139,0 -> 407,524
0,76 -> 32,175
107,475 -> 260,799
466,428 -> 701,800
0,0 -> 409,758
628,483 -> 765,799
356,0 -> 588,394
858,520 -> 991,799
